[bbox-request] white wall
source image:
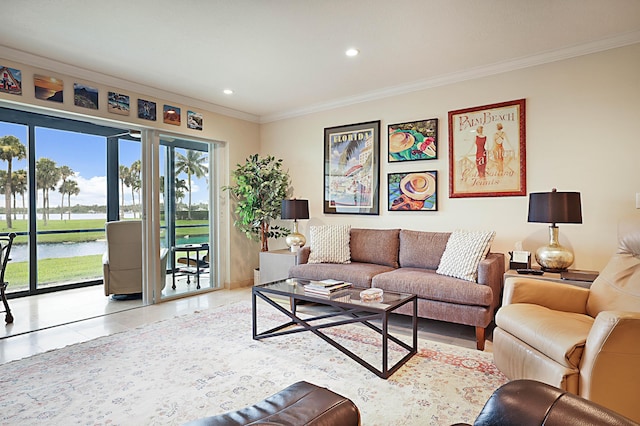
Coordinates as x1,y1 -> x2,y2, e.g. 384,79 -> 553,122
261,43 -> 640,272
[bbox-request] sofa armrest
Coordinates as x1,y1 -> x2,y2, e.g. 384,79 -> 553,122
502,277 -> 590,313
579,311 -> 640,417
477,252 -> 505,310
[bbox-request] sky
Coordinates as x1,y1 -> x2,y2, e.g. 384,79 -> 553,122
0,121 -> 208,207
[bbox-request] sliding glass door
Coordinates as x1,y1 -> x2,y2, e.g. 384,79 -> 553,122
0,106 -> 220,300
159,136 -> 219,298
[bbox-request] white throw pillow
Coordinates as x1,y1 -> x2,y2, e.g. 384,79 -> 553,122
436,230 -> 495,282
308,225 -> 351,264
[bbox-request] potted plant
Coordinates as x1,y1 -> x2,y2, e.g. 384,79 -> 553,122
223,154 -> 291,252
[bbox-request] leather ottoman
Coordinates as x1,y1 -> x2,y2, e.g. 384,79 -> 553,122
184,381 -> 361,425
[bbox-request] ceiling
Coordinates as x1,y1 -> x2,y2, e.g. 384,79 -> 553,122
2,0 -> 640,123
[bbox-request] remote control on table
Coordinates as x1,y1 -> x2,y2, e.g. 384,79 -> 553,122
516,268 -> 544,275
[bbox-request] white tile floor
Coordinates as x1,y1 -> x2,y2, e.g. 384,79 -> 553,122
1,284 -> 492,365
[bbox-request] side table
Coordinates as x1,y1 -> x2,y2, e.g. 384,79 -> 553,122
504,269 -> 596,289
258,249 -> 299,284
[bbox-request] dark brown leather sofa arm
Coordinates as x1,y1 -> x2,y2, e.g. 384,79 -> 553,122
454,379 -> 639,426
184,381 -> 361,426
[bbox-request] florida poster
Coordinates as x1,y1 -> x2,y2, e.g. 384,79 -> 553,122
324,121 -> 380,215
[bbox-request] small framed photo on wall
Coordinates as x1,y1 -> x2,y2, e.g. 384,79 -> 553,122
388,118 -> 437,162
388,170 -> 437,211
138,99 -> 157,121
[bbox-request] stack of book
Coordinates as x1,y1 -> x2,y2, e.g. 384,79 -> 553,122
304,279 -> 351,296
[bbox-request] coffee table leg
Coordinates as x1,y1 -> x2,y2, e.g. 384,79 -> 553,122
382,312 -> 389,377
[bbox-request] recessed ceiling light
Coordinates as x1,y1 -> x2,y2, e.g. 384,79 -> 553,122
345,48 -> 359,57
223,89 -> 234,95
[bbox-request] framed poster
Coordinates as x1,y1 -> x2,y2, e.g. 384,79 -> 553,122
448,98 -> 526,198
324,120 -> 380,215
388,118 -> 437,162
388,170 -> 437,211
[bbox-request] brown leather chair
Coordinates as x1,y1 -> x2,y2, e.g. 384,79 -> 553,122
492,218 -> 640,422
454,379 -> 639,425
183,381 -> 361,426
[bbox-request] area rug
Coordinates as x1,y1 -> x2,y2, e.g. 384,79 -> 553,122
0,300 -> 508,425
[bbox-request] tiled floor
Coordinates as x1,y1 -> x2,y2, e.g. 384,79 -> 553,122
1,284 -> 492,365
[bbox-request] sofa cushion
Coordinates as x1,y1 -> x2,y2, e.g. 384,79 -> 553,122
308,225 -> 351,264
289,262 -> 394,288
350,228 -> 400,268
399,230 -> 450,270
372,268 -> 493,306
495,304 -> 594,369
436,229 -> 495,282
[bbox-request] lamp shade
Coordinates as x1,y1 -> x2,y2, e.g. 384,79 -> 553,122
528,189 -> 582,225
281,199 -> 309,220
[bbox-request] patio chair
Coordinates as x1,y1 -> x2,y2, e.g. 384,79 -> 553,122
102,221 -> 168,298
1,233 -> 16,324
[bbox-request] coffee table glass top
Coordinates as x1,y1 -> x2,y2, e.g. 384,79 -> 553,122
255,278 -> 414,310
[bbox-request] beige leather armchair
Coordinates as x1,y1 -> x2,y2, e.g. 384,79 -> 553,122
102,220 -> 168,298
493,218 -> 640,422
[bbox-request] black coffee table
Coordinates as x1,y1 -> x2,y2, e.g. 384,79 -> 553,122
252,278 -> 417,379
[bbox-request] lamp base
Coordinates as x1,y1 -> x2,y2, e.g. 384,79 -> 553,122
535,225 -> 574,272
285,221 -> 306,252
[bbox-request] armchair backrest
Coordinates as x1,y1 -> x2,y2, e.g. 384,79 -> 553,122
105,220 -> 142,276
587,218 -> 640,317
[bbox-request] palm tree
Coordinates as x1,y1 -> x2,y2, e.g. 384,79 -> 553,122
119,165 -> 129,216
12,169 -> 27,220
60,179 -> 80,220
175,150 -> 208,220
57,165 -> 74,219
128,160 -> 141,218
0,135 -> 27,228
36,157 -> 60,225
175,177 -> 188,208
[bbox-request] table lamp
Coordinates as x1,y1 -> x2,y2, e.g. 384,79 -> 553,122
528,188 -> 582,272
281,199 -> 309,252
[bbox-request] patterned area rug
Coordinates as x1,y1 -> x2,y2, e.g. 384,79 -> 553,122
0,300 -> 508,425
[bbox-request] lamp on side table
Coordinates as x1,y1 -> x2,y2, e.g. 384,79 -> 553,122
281,199 -> 309,252
528,188 -> 582,272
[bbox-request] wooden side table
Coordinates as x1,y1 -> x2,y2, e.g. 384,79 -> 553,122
258,249 -> 299,284
504,269 -> 596,289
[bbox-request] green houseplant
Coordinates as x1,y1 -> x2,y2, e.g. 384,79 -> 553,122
224,154 -> 291,252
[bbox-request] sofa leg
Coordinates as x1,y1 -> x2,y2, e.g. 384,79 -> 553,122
475,327 -> 486,351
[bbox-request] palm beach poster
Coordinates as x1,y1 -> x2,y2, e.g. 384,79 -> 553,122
324,120 -> 380,215
448,99 -> 526,198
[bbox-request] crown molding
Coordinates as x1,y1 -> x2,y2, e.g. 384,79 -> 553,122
259,31 -> 640,123
0,45 -> 260,123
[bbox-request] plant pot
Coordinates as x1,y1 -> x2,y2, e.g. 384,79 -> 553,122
253,268 -> 260,286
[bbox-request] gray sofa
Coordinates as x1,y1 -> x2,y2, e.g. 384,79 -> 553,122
289,228 -> 505,350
